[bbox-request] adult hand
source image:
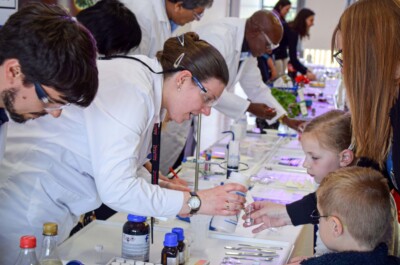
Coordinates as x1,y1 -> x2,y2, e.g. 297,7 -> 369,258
159,180 -> 190,192
247,103 -> 277,120
159,173 -> 188,187
242,201 -> 292,233
196,183 -> 247,216
281,116 -> 306,132
306,71 -> 316,81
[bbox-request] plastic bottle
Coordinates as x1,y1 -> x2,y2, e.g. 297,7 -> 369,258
122,215 -> 150,261
171,228 -> 186,265
39,222 -> 63,265
161,233 -> 179,265
210,172 -> 248,233
222,131 -> 240,179
15,235 -> 40,265
236,113 -> 248,140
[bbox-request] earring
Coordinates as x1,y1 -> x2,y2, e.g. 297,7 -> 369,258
177,83 -> 181,92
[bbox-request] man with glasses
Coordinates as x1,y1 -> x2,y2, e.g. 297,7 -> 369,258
121,0 -> 212,57
160,10 -> 302,174
0,3 -> 98,162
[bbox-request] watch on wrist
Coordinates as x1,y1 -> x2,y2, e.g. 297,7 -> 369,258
187,191 -> 201,215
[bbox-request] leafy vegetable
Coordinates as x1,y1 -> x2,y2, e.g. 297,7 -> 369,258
271,88 -> 300,118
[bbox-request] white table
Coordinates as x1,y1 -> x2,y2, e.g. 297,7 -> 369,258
59,132 -> 315,265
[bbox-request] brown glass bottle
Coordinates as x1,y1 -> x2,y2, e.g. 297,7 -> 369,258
161,233 -> 179,265
171,227 -> 186,265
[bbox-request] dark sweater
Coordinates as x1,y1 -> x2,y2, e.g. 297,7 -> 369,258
300,243 -> 400,265
273,23 -> 308,75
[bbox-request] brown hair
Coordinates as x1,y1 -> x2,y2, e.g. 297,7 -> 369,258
288,8 -> 315,39
303,110 -> 352,154
156,32 -> 229,85
317,167 -> 391,249
334,0 -> 400,167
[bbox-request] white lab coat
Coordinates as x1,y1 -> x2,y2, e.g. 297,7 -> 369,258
0,122 -> 6,162
121,0 -> 171,57
159,18 -> 287,174
0,56 -> 183,263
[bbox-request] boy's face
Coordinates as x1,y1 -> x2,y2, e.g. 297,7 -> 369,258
301,133 -> 341,184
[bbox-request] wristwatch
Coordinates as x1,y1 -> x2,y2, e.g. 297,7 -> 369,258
187,191 -> 201,215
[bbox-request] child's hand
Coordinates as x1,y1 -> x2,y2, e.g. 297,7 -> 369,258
286,256 -> 310,265
242,201 -> 292,233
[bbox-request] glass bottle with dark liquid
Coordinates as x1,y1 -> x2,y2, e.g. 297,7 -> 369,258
161,233 -> 179,265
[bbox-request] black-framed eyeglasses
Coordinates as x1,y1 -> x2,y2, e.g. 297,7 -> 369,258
34,82 -> 70,111
192,76 -> 218,107
310,209 -> 329,221
333,49 -> 343,68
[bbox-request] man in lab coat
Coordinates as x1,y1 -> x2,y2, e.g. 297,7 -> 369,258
160,10 -> 300,174
121,0 -> 213,57
0,3 -> 98,163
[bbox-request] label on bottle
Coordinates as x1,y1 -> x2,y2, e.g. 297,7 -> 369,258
121,233 -> 150,261
179,251 -> 184,264
167,257 -> 179,265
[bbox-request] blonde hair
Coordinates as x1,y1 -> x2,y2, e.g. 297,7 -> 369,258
303,110 -> 352,153
317,167 -> 391,249
335,0 -> 400,167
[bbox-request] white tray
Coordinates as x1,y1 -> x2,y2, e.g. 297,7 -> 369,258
59,219 -> 295,265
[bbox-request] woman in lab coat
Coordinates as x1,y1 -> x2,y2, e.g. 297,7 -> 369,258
0,32 -> 246,263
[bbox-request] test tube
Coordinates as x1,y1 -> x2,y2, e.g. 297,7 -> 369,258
245,205 -> 253,226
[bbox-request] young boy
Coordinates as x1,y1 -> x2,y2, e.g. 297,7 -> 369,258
290,167 -> 400,265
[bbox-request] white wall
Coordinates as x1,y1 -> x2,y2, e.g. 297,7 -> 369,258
302,0 -> 347,50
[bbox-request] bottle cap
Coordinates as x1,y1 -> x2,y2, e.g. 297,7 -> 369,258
171,227 -> 185,241
43,222 -> 58,236
66,260 -> 85,265
163,233 -> 178,247
20,235 -> 36,248
127,214 -> 147,223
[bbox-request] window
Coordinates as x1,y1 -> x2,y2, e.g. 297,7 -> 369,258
239,0 -> 299,20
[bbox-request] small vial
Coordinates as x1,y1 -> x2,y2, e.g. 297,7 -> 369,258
161,233 -> 179,265
204,149 -> 212,173
94,244 -> 103,264
171,227 -> 186,265
245,205 -> 253,226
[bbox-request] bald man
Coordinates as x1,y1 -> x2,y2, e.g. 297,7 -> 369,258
160,10 -> 301,174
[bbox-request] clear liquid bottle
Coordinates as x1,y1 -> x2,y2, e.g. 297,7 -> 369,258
15,235 -> 40,265
39,223 -> 63,265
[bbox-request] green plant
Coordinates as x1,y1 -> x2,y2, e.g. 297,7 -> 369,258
271,88 -> 300,118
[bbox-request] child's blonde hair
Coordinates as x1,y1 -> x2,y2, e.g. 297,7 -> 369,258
303,110 -> 352,153
317,167 -> 391,249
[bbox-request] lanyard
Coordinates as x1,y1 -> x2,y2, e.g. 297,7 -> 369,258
151,122 -> 162,243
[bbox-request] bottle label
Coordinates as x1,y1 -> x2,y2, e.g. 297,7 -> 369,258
179,251 -> 184,264
121,233 -> 150,261
167,257 -> 179,265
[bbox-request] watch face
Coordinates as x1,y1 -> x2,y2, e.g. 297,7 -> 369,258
189,196 -> 201,209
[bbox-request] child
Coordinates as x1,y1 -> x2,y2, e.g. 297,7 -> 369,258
289,167 -> 400,265
300,110 -> 354,255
